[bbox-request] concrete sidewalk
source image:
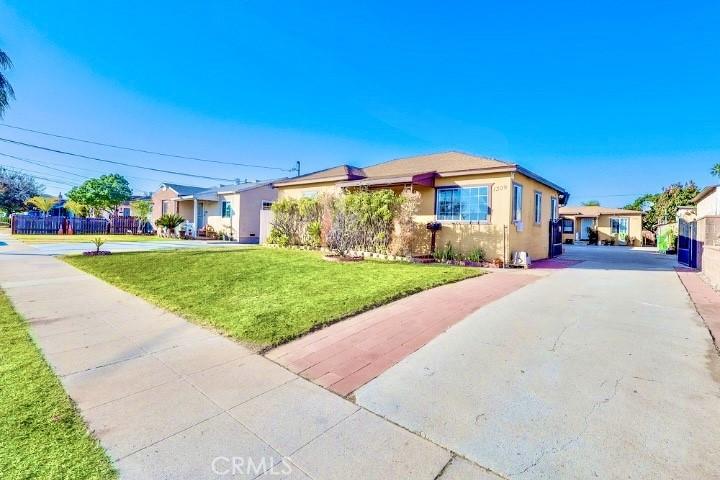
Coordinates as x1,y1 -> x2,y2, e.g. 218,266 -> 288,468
0,236 -> 499,479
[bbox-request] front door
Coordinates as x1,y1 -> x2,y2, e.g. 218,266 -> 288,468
196,202 -> 206,228
579,218 -> 594,240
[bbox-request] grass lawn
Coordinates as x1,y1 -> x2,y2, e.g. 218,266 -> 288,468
0,290 -> 116,479
65,247 -> 482,347
15,234 -> 169,244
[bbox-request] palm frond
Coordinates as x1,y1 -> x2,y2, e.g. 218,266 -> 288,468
0,49 -> 12,69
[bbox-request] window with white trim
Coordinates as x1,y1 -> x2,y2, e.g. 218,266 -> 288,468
534,191 -> 542,224
512,184 -> 523,222
261,201 -> 273,211
221,201 -> 232,218
436,186 -> 489,222
562,218 -> 574,233
550,196 -> 558,220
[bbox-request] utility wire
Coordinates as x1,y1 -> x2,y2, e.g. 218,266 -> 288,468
0,151 -> 181,184
0,123 -> 296,172
0,137 -> 238,182
0,163 -> 78,187
0,152 -> 87,178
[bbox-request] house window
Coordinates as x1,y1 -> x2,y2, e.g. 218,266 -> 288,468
436,186 -> 489,222
562,218 -> 574,233
221,201 -> 232,218
534,192 -> 542,224
302,191 -> 318,198
512,184 -> 523,222
610,217 -> 629,236
122,207 -> 131,217
550,197 -> 558,220
261,201 -> 273,211
161,200 -> 170,215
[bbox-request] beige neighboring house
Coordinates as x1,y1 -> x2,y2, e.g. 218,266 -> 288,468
273,151 -> 569,262
151,182 -> 276,242
559,206 -> 643,246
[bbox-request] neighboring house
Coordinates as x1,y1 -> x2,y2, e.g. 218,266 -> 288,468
113,195 -> 152,218
151,181 -> 277,242
273,151 -> 569,262
559,206 -> 643,246
684,185 -> 720,275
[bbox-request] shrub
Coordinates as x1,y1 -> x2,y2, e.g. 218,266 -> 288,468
307,220 -> 321,247
465,246 -> 486,263
433,242 -> 458,262
268,227 -> 290,247
155,213 -> 185,231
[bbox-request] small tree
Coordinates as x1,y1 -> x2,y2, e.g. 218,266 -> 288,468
26,196 -> 56,215
91,237 -> 105,254
64,199 -> 90,218
581,200 -> 600,206
0,167 -> 43,213
67,174 -> 132,216
131,199 -> 153,233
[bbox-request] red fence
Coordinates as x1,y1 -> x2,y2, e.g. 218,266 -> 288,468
11,215 -> 147,235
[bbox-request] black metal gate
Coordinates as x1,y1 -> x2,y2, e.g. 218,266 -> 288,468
549,219 -> 563,258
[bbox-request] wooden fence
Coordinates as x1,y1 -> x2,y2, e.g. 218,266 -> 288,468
11,215 -> 150,235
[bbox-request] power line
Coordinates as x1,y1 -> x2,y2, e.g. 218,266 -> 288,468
0,163 -> 78,187
0,137 -> 238,182
0,123 -> 296,172
0,152 -> 88,179
0,151 -> 176,184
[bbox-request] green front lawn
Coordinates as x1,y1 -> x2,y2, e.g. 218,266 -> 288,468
0,290 -> 116,479
15,234 -> 169,244
65,248 -> 482,346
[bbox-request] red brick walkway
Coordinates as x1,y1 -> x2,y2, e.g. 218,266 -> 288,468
675,268 -> 720,347
266,271 -> 538,396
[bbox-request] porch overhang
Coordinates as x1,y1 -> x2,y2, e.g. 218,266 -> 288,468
175,193 -> 218,202
337,171 -> 436,188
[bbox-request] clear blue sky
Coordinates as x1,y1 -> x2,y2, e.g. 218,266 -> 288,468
0,1 -> 718,205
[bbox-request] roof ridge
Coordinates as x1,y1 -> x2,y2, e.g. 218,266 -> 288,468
362,150 -> 511,170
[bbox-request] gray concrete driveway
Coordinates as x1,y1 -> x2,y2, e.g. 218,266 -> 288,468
356,246 -> 720,479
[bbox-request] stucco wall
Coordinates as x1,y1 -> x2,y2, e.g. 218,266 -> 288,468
700,245 -> 720,290
596,214 -> 643,246
697,191 -> 720,219
206,194 -> 238,238
237,184 -> 277,241
507,172 -> 559,261
276,181 -> 340,200
151,187 -> 179,223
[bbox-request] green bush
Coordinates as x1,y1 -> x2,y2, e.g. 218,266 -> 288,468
465,246 -> 486,263
267,227 -> 290,247
307,220 -> 321,247
433,241 -> 458,262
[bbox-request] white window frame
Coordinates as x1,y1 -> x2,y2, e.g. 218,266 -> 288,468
435,185 -> 491,222
534,191 -> 542,224
512,183 -> 523,223
550,196 -> 558,221
261,200 -> 273,211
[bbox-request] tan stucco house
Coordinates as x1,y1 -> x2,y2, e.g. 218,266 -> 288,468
273,151 -> 569,262
151,181 -> 276,242
559,206 -> 643,246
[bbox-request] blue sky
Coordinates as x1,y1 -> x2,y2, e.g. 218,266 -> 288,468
0,1 -> 718,205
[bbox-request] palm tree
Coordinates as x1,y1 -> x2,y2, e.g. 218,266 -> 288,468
26,196 -> 57,216
711,164 -> 720,178
0,49 -> 14,118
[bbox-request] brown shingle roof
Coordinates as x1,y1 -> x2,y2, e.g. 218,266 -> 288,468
273,164 -> 364,186
362,151 -> 512,177
559,206 -> 643,216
